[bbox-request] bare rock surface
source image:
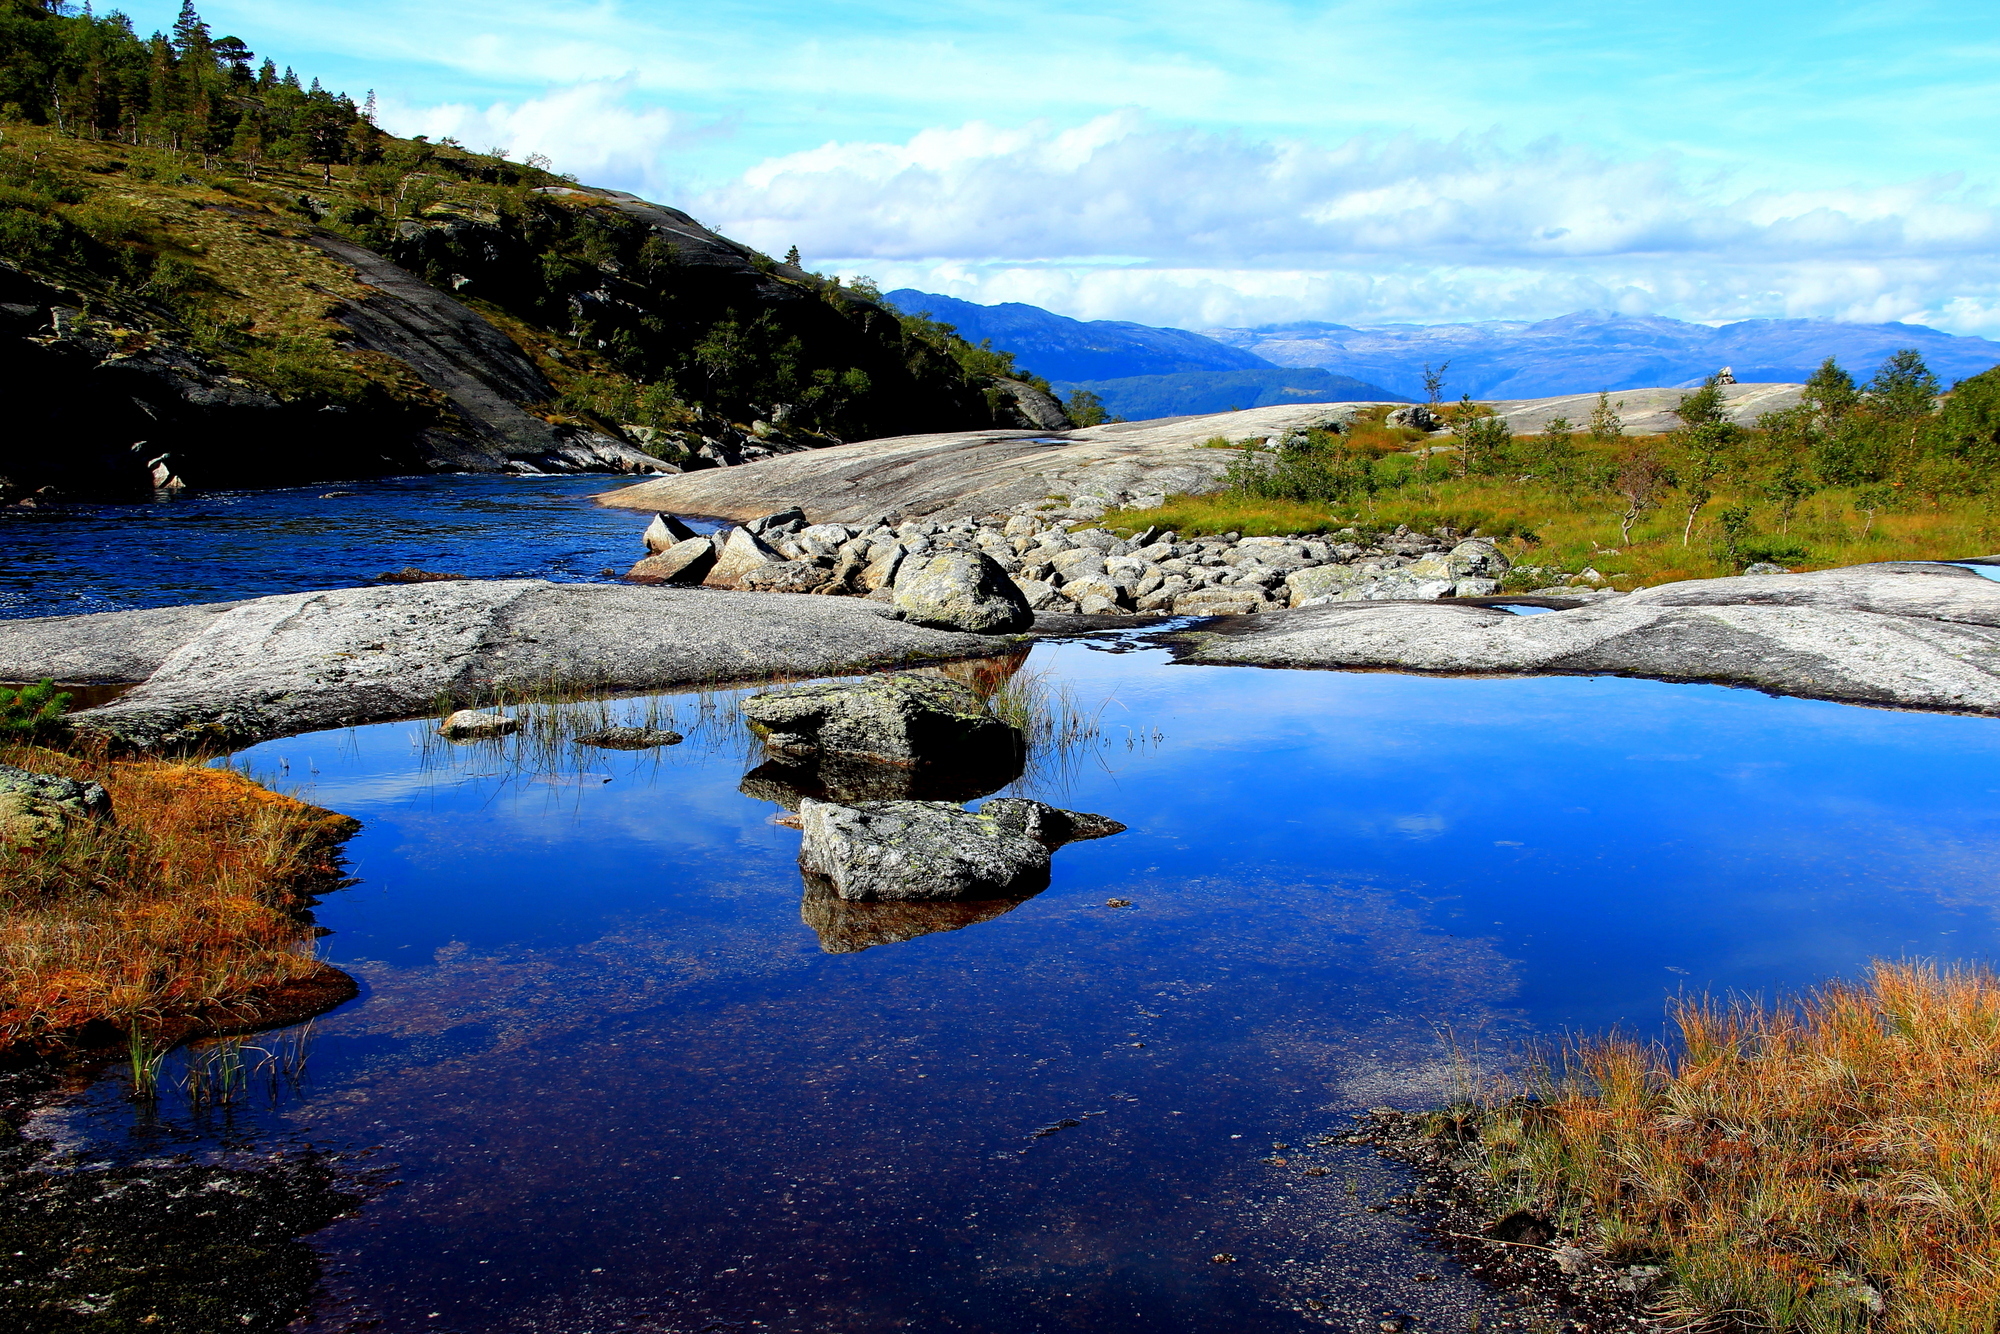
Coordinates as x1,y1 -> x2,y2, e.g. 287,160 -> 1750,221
1483,382 -> 1805,437
0,600 -> 246,684
31,582 -> 1022,749
595,402 -> 1389,525
1176,562 -> 2000,715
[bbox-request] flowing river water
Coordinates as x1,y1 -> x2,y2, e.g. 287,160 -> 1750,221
11,481 -> 2000,1331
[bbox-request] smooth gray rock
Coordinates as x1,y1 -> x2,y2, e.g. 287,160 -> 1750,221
740,672 -> 1019,764
626,535 -> 717,585
891,551 -> 1034,633
797,798 -> 1052,901
43,582 -> 1022,749
0,600 -> 246,684
1177,562 -> 2000,715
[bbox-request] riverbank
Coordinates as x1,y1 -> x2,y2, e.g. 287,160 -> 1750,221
0,739 -> 358,1057
1365,961 -> 2000,1332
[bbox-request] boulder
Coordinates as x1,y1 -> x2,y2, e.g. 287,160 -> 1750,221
703,527 -> 784,588
858,543 -> 906,593
576,726 -> 684,749
740,672 -> 1021,765
625,535 -> 717,585
979,797 -> 1126,848
739,560 -> 835,594
797,798 -> 1052,901
0,764 -> 111,842
440,709 -> 517,738
1386,404 -> 1442,431
642,512 -> 700,553
745,506 -> 807,536
891,551 -> 1034,633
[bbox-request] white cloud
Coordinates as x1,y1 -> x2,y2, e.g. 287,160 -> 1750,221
694,112 -> 2000,334
379,79 -> 692,200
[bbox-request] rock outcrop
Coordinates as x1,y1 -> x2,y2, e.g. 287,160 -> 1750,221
0,763 -> 112,844
1173,562 -> 2000,716
596,402 -> 1388,525
0,582 -> 1028,749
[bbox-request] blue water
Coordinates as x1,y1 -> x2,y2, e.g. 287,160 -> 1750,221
0,476 -> 679,620
30,638 -> 2000,1333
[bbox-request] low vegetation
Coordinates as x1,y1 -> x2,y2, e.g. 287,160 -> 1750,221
1103,355 -> 2000,587
0,737 -> 357,1052
1431,961 -> 2000,1331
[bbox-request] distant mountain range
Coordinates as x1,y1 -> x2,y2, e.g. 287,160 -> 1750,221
884,291 -> 2000,417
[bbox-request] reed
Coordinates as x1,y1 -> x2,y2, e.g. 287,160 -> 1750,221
0,740 -> 357,1051
1453,960 -> 2000,1331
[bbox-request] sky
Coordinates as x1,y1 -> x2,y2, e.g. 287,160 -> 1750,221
122,0 -> 2000,333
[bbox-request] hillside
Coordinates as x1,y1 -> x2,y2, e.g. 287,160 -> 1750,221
1049,366 -> 1406,419
1202,311 -> 2000,399
883,289 -> 1271,380
0,2 -> 1056,502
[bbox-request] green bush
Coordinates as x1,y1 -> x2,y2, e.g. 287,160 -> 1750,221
0,680 -> 70,739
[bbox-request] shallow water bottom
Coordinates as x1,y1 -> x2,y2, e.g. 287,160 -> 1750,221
29,638 -> 2000,1332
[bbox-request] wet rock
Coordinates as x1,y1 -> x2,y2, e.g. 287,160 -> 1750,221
376,567 -> 467,584
797,798 -> 1052,901
642,512 -> 700,553
891,550 -> 1033,634
439,709 -> 517,738
626,535 -> 717,585
576,726 -> 684,749
740,672 -> 1022,766
979,797 -> 1126,848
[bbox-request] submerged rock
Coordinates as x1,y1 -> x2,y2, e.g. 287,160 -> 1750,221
439,709 -> 517,738
576,726 -> 684,749
740,673 -> 1021,765
797,798 -> 1052,901
891,551 -> 1033,634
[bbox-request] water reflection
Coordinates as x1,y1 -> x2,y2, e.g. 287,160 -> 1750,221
799,886 -> 1039,953
22,640 -> 2000,1333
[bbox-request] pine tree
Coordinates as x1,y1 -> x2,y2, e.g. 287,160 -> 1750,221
170,0 -> 208,56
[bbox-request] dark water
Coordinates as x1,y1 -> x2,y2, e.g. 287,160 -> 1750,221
0,476 -> 677,620
28,637 -> 2000,1332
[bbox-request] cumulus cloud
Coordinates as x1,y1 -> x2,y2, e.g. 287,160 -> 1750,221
695,112 -> 2000,333
379,79 -> 694,200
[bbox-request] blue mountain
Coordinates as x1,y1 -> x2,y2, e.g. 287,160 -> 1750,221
1199,311 -> 2000,400
884,289 -> 1274,381
1051,368 -> 1410,420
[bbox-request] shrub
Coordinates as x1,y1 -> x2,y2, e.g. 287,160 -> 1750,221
0,680 -> 68,740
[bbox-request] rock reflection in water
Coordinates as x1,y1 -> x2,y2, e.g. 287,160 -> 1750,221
739,748 -> 1025,809
798,882 -> 1037,953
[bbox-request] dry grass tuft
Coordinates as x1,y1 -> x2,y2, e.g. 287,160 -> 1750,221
0,742 -> 357,1050
1467,961 -> 2000,1331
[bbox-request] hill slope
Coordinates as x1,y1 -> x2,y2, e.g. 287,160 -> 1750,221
0,2 -> 1051,501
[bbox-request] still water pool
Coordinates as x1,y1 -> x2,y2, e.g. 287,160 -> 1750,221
28,634 -> 2000,1332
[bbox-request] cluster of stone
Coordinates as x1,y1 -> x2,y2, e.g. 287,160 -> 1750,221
630,505 -> 1515,617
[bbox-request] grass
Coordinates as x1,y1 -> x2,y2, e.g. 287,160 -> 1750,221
1099,438 -> 2000,590
0,740 -> 357,1052
1446,960 -> 2000,1331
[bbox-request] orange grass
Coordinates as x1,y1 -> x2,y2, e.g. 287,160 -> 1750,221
0,742 -> 357,1048
1466,961 -> 2000,1331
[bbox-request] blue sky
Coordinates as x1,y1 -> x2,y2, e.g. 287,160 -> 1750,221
123,1 -> 2000,332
